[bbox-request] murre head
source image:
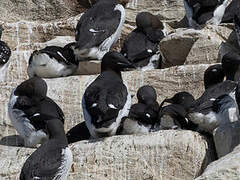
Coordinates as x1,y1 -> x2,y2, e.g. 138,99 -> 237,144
222,52 -> 240,81
14,77 -> 47,104
204,64 -> 225,89
101,51 -> 134,73
129,103 -> 158,125
136,12 -> 165,43
161,91 -> 195,111
137,85 -> 157,105
0,25 -> 3,39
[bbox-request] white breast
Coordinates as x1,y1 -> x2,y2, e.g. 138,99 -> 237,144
53,147 -> 73,180
121,119 -> 151,135
27,53 -> 77,78
140,53 -> 160,71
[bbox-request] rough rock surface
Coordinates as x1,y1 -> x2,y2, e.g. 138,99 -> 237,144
160,24 -> 235,68
213,121 -> 240,158
0,131 -> 215,180
196,144 -> 240,180
0,64 -> 211,138
0,0 -> 85,22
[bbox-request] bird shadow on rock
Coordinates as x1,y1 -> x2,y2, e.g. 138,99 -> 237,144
0,135 -> 25,147
218,30 -> 239,60
197,133 -> 218,178
88,137 -> 105,144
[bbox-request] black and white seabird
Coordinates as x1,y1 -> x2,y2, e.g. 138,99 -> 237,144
74,0 -> 126,61
121,12 -> 165,70
27,42 -> 79,78
204,64 -> 224,89
188,52 -> 240,133
20,118 -> 72,180
158,91 -> 198,130
82,51 -> 133,138
188,79 -> 239,133
189,90 -> 239,133
8,77 -> 65,147
120,85 -> 160,135
184,0 -> 229,28
0,25 -> 11,65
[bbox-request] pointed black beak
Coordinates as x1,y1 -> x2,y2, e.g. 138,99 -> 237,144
163,98 -> 174,104
159,98 -> 173,110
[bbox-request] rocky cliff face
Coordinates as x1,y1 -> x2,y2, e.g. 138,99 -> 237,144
0,0 -> 239,179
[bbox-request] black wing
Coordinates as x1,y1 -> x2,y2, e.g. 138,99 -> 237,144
196,81 -> 237,107
121,29 -> 158,63
159,104 -> 197,130
75,2 -> 121,49
20,140 -> 63,180
38,97 -> 65,124
66,121 -> 91,144
39,46 -> 74,65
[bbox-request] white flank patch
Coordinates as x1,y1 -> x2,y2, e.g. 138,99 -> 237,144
53,147 -> 73,180
57,51 -> 68,63
82,96 -> 98,138
206,0 -> 229,25
117,62 -> 127,66
97,4 -> 126,60
147,49 -> 152,53
108,104 -> 117,109
91,103 -> 97,108
8,88 -> 48,147
89,28 -> 102,33
183,0 -> 194,28
146,113 -> 151,118
33,113 -> 40,117
141,53 -> 160,71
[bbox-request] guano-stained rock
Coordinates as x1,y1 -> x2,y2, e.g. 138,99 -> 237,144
196,144 -> 240,180
0,64 -> 211,139
0,131 -> 215,180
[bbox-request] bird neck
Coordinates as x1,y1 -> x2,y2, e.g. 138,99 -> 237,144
101,68 -> 122,79
46,119 -> 67,144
